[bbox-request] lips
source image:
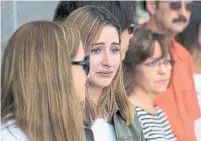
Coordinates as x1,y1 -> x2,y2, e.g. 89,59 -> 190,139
96,71 -> 113,77
156,80 -> 169,85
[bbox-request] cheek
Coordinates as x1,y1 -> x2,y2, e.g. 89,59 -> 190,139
112,55 -> 120,69
156,9 -> 172,23
185,12 -> 191,21
71,67 -> 86,101
72,67 -> 77,85
135,68 -> 155,87
164,13 -> 175,24
199,36 -> 201,46
166,69 -> 172,81
141,73 -> 156,88
199,31 -> 201,46
89,56 -> 102,73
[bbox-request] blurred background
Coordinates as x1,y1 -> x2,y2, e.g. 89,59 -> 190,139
1,1 -> 149,53
1,1 -> 60,52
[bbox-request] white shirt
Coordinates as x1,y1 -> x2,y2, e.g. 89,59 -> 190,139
1,120 -> 27,141
194,74 -> 201,141
91,118 -> 117,141
195,117 -> 201,141
194,74 -> 201,111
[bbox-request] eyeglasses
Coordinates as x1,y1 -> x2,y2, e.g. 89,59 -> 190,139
144,59 -> 175,68
169,1 -> 194,11
72,56 -> 90,75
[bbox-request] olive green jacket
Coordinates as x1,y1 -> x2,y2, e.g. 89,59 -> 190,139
85,107 -> 145,141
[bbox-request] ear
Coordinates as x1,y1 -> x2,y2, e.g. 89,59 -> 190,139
146,0 -> 157,15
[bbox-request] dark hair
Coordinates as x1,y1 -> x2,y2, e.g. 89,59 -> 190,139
177,2 -> 201,51
54,1 -> 137,31
141,1 -> 160,11
123,27 -> 171,95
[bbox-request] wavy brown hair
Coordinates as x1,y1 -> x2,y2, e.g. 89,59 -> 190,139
123,27 -> 171,95
66,5 -> 134,126
1,21 -> 85,141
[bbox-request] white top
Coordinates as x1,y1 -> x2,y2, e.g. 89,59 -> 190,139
194,74 -> 201,111
194,74 -> 201,141
135,106 -> 177,141
195,117 -> 201,141
91,118 -> 117,141
1,120 -> 27,141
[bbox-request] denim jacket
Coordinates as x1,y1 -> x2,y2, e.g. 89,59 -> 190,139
84,107 -> 145,141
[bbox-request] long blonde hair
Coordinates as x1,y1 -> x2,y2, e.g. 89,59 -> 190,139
1,21 -> 85,141
66,5 -> 133,126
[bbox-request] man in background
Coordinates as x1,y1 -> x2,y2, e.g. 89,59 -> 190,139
140,1 -> 200,141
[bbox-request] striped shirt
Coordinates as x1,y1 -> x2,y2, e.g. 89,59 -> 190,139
135,106 -> 177,141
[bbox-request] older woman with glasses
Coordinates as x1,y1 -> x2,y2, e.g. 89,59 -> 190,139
123,27 -> 177,141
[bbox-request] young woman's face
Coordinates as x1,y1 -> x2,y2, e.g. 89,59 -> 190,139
72,42 -> 86,101
88,26 -> 121,88
134,41 -> 173,95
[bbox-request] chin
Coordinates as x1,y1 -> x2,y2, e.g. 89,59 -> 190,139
96,80 -> 112,88
173,26 -> 186,33
156,87 -> 168,93
88,79 -> 112,88
155,86 -> 168,93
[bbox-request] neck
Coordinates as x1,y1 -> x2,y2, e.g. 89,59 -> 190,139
87,83 -> 103,106
87,84 -> 106,119
146,18 -> 176,39
128,87 -> 157,114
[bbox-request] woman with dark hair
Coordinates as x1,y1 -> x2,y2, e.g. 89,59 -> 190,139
123,27 -> 177,141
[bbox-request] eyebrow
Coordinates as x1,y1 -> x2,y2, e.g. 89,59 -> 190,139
150,55 -> 171,61
111,42 -> 121,46
92,42 -> 120,46
92,42 -> 104,46
149,57 -> 161,61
